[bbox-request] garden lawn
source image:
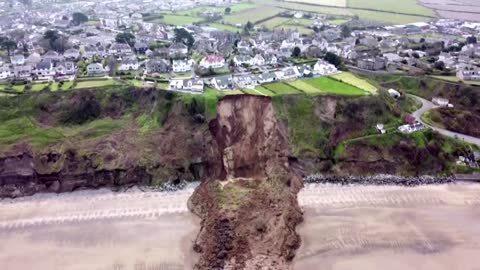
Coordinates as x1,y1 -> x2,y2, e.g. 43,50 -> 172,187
31,83 -> 49,91
74,79 -> 118,89
331,72 -> 377,93
241,88 -> 263,95
304,77 -> 367,96
263,82 -> 302,95
287,80 -> 322,95
254,86 -> 275,96
157,15 -> 203,26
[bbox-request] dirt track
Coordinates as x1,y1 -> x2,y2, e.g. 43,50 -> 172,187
294,183 -> 480,270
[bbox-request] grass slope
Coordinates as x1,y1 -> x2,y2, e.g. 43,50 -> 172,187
331,72 -> 377,93
305,77 -> 367,96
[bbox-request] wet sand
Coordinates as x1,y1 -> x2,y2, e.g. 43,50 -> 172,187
294,183 -> 480,270
0,185 -> 199,270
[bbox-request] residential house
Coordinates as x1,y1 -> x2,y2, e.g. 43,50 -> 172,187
264,54 -> 277,65
86,63 -> 105,76
255,72 -> 276,84
457,65 -> 480,81
432,97 -> 451,107
109,43 -> 132,55
388,88 -> 401,99
42,51 -> 63,62
233,55 -> 253,66
313,60 -> 338,76
83,46 -> 99,60
146,58 -> 170,74
35,59 -> 55,78
357,57 -> 387,71
13,64 -> 33,79
252,54 -> 265,66
280,67 -> 301,80
134,41 -> 149,54
10,54 -> 25,65
55,61 -> 76,76
398,121 -> 425,134
199,55 -> 225,69
234,74 -> 257,89
25,53 -> 42,66
169,79 -> 204,92
64,48 -> 80,60
119,57 -> 139,71
210,75 -> 233,90
0,65 -> 12,80
172,59 -> 194,73
169,43 -> 188,57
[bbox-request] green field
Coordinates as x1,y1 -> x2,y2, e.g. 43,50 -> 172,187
328,19 -> 349,25
223,6 -> 285,24
275,2 -> 353,16
304,77 -> 367,96
348,0 -> 434,17
263,82 -> 302,95
254,86 -> 276,96
350,10 -> 431,24
154,14 -> 204,26
74,79 -> 119,89
286,0 -> 346,7
208,23 -> 241,32
330,72 -> 377,93
259,17 -> 292,28
287,80 -> 322,94
259,17 -> 313,34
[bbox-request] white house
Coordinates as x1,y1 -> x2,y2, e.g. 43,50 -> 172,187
119,57 -> 139,71
0,65 -> 12,80
234,75 -> 257,89
388,88 -> 401,99
398,121 -> 424,134
10,54 -> 25,65
432,97 -> 451,107
211,75 -> 233,90
252,54 -> 265,66
169,43 -> 188,56
199,55 -> 225,69
256,72 -> 276,84
233,55 -> 253,66
55,61 -> 76,76
64,48 -> 80,60
109,43 -> 132,55
169,79 -> 204,92
87,63 -> 105,76
313,60 -> 338,76
172,59 -> 194,73
35,59 -> 55,77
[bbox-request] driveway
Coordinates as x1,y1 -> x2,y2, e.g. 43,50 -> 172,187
410,94 -> 480,146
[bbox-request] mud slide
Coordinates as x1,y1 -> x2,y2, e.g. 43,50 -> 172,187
294,183 -> 480,270
0,184 -> 199,270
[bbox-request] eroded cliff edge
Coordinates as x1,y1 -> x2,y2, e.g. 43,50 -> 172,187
188,95 -> 303,270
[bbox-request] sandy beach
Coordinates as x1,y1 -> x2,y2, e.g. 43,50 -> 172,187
0,185 -> 199,270
294,183 -> 480,270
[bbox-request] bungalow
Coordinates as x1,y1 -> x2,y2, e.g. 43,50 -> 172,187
169,43 -> 188,57
118,57 -> 139,71
233,55 -> 253,66
172,59 -> 194,73
256,72 -> 276,84
234,74 -> 257,89
199,55 -> 225,69
10,54 -> 25,66
432,97 -> 451,107
0,65 -> 12,80
169,79 -> 204,92
211,75 -> 233,90
64,48 -> 80,60
55,61 -> 76,76
398,121 -> 425,134
35,59 -> 55,77
280,67 -> 301,80
86,63 -> 105,76
313,60 -> 338,76
146,58 -> 170,74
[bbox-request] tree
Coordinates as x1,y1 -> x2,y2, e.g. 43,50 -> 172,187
43,30 -> 68,52
419,37 -> 425,43
466,36 -> 477,44
412,52 -> 420,59
225,7 -> 231,14
115,32 -> 135,47
434,61 -> 445,71
341,25 -> 351,38
72,12 -> 88,26
245,21 -> 254,31
106,56 -> 118,76
292,46 -> 301,58
173,28 -> 195,49
0,37 -> 17,56
324,52 -> 342,68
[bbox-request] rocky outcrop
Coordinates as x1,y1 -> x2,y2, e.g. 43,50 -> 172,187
189,95 -> 303,270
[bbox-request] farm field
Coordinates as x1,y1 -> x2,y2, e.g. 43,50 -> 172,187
287,80 -> 322,94
254,86 -> 276,96
154,14 -> 203,26
223,6 -> 285,24
350,10 -> 431,24
263,82 -> 302,95
207,23 -> 241,32
304,77 -> 368,96
259,17 -> 292,28
348,0 -> 434,17
328,19 -> 348,25
259,17 -> 313,34
275,2 -> 353,16
330,72 -> 377,93
285,0 -> 346,7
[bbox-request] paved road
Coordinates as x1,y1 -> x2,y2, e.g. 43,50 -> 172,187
410,94 -> 480,146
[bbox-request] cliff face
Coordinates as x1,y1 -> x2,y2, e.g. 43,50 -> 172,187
189,95 -> 303,270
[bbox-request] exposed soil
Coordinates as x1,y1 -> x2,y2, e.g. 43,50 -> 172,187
189,95 -> 303,270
